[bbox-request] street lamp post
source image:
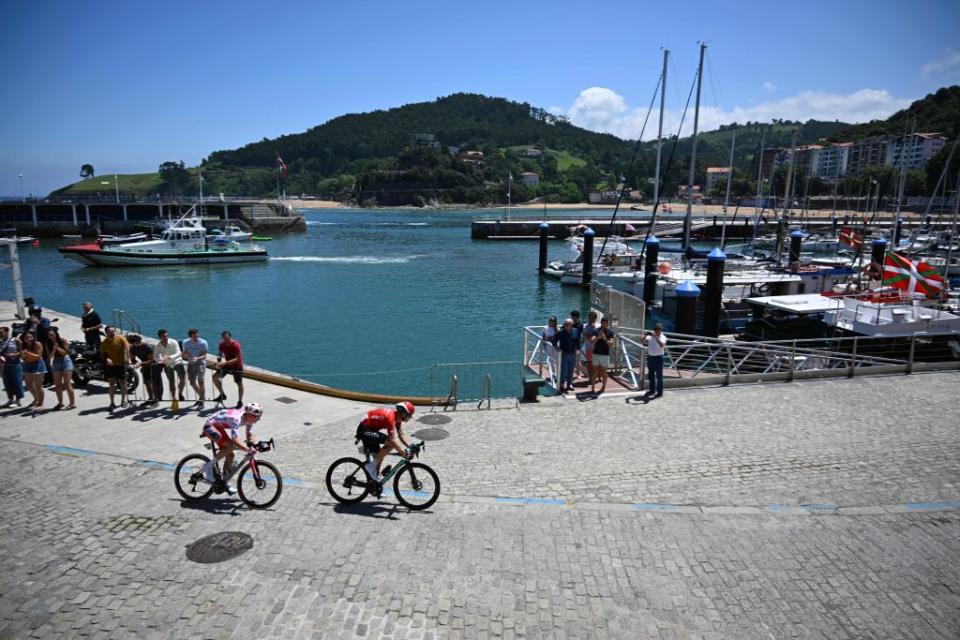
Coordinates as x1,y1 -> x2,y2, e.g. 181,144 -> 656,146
18,173 -> 24,203
114,174 -> 119,203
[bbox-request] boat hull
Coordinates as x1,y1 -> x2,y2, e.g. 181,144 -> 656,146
58,244 -> 267,267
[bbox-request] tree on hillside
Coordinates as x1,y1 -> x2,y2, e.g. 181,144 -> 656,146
159,161 -> 191,196
80,164 -> 95,179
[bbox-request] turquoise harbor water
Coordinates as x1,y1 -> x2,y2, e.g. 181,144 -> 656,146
9,208 -> 599,397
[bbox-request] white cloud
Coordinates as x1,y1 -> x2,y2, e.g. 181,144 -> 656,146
554,87 -> 911,140
762,82 -> 777,93
920,48 -> 960,81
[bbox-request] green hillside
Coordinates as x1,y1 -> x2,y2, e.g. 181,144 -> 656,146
51,87 -> 959,204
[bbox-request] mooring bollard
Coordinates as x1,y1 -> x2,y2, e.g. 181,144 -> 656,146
702,247 -> 726,338
643,235 -> 660,305
675,280 -> 700,335
788,229 -> 803,265
581,227 -> 595,287
538,222 -> 550,273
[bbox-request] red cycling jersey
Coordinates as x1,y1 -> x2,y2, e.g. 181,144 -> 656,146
359,407 -> 400,436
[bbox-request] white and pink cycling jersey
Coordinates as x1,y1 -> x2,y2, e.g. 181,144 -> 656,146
203,408 -> 251,441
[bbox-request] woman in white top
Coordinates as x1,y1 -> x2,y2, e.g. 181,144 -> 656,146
542,316 -> 559,380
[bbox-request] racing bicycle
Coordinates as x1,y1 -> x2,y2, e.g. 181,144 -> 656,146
325,440 -> 439,510
174,437 -> 282,509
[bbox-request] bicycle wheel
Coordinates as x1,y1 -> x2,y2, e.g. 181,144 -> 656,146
393,462 -> 440,510
325,457 -> 370,504
237,460 -> 282,509
174,453 -> 214,501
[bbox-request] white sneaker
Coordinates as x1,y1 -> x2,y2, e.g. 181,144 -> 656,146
225,483 -> 236,496
364,460 -> 379,482
202,460 -> 216,483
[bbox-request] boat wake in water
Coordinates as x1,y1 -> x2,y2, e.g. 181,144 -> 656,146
271,255 -> 429,264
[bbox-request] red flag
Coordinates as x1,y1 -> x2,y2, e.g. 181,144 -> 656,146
838,227 -> 862,248
883,251 -> 944,298
276,152 -> 288,178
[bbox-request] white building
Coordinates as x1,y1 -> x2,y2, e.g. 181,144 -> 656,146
705,167 -> 730,194
888,133 -> 947,171
811,143 -> 851,180
520,172 -> 540,187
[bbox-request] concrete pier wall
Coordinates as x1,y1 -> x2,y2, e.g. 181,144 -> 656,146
0,200 -> 305,237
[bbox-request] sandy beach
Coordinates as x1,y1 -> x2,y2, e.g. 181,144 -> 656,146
286,197 -> 916,221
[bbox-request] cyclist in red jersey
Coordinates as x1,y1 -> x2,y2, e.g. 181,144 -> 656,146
356,401 -> 415,484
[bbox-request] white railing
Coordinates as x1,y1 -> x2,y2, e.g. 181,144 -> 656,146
523,325 -> 960,393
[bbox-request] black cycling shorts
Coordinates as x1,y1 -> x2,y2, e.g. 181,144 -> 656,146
355,425 -> 388,453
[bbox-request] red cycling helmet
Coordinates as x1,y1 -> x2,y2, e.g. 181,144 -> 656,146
395,401 -> 415,418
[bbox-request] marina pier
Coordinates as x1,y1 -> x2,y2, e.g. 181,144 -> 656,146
0,198 -> 305,237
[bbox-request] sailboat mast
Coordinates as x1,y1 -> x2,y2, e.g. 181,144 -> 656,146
893,118 -> 915,241
721,129 -> 736,246
942,171 -> 960,289
684,42 -> 706,250
653,48 -> 669,210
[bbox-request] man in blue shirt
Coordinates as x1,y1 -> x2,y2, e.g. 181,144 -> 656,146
551,318 -> 580,394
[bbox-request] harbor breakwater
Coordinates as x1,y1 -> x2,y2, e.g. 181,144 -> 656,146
0,200 -> 305,236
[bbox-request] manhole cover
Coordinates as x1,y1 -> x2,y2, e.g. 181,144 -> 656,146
412,427 -> 450,441
418,414 -> 452,425
186,531 -> 254,564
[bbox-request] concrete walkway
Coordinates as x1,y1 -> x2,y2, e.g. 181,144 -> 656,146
0,301 -> 374,464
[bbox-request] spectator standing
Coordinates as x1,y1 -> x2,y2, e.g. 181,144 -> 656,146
181,329 -> 209,408
644,323 -> 667,398
581,311 -> 600,390
20,331 -> 46,413
128,334 -> 160,408
591,317 -> 616,395
213,331 -> 245,409
23,306 -> 50,344
551,319 -> 579,394
542,316 -> 559,381
0,326 -> 24,407
80,302 -> 103,351
100,325 -> 131,410
45,327 -> 75,410
155,329 -> 186,402
570,310 -> 585,379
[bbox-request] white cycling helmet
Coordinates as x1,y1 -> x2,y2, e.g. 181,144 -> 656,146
395,401 -> 415,418
244,401 -> 263,417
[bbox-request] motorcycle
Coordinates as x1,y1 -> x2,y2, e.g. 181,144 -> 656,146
69,340 -> 139,394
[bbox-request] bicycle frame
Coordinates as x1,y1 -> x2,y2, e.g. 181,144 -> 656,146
207,438 -> 273,484
360,441 -> 424,485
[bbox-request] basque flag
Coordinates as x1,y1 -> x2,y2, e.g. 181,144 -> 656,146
882,251 -> 944,298
838,227 -> 862,248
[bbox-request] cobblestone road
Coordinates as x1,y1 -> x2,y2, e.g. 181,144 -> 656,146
282,373 -> 960,509
2,373 -> 959,638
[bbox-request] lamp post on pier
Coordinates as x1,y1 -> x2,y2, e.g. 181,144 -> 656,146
18,172 -> 24,203
114,174 -> 120,203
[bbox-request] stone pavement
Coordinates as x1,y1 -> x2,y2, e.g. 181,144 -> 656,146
1,300 -> 959,638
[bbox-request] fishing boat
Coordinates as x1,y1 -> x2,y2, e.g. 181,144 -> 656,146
58,208 -> 267,267
206,225 -> 252,242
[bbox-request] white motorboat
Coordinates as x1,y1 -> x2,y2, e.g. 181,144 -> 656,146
58,208 -> 267,267
206,225 -> 252,242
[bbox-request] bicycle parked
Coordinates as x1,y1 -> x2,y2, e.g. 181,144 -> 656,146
326,440 -> 440,510
174,437 -> 282,509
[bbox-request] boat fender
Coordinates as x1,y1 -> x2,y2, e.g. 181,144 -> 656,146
862,263 -> 882,280
658,261 -> 672,274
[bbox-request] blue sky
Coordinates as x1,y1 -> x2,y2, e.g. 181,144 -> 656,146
1,0 -> 958,196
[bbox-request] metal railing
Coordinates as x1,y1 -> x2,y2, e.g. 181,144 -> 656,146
428,361 -> 521,407
112,309 -> 141,336
524,325 -> 960,393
